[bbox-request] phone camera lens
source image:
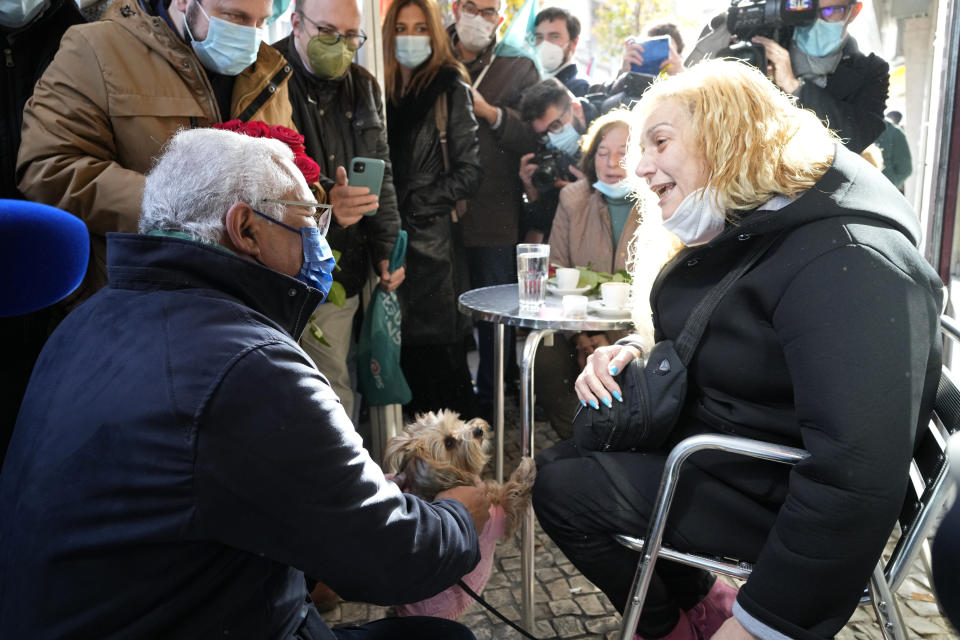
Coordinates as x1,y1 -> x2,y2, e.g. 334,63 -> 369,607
354,162 -> 365,172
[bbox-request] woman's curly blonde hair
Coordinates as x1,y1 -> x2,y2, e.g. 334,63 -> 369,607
629,58 -> 839,214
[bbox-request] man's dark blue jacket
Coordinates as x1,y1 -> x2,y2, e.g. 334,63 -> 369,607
0,233 -> 480,639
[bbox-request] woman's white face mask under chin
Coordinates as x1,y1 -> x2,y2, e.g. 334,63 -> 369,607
661,188 -> 727,246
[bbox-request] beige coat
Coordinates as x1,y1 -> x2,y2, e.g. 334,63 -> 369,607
549,179 -> 640,272
17,0 -> 296,299
549,179 -> 641,345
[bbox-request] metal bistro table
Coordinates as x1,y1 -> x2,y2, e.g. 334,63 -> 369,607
458,283 -> 635,631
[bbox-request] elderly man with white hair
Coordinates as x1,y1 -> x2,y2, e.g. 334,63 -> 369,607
0,128 -> 488,640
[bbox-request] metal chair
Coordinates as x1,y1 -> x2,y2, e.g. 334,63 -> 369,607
614,314 -> 960,640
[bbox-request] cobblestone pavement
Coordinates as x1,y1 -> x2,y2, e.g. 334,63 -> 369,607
324,402 -> 958,640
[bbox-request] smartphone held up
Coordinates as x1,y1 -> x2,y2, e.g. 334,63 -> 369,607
347,157 -> 386,216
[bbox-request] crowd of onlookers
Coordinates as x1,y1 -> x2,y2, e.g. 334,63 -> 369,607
2,1 -> 952,639
2,0 -> 911,441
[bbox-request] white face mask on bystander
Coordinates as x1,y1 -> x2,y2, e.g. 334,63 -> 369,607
537,40 -> 565,74
455,12 -> 496,52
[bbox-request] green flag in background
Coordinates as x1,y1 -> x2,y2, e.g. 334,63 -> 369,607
494,0 -> 542,75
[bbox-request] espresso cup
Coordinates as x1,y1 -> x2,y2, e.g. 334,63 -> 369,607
600,282 -> 631,309
555,267 -> 580,290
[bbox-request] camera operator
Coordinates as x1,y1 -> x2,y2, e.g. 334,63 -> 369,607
752,0 -> 888,153
517,78 -> 598,242
692,0 -> 888,153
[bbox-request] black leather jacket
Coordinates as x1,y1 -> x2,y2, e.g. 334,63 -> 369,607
387,66 -> 482,345
279,36 -> 401,298
1,0 -> 84,199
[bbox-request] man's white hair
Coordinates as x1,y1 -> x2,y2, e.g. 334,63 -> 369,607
140,128 -> 303,243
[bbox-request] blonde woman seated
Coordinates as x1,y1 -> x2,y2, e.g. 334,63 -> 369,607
535,112 -> 671,439
533,60 -> 943,640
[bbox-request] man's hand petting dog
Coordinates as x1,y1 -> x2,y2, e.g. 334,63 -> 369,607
437,485 -> 491,532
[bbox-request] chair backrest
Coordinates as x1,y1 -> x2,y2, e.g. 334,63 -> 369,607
0,198 -> 89,317
884,315 -> 960,590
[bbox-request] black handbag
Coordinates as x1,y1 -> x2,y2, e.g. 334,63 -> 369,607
573,232 -> 783,452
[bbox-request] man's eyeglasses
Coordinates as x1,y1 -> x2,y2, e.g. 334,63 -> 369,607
818,4 -> 853,21
262,199 -> 332,237
459,1 -> 498,21
299,13 -> 368,50
544,102 -> 572,134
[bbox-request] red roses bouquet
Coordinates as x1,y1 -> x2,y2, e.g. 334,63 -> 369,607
212,120 -> 321,186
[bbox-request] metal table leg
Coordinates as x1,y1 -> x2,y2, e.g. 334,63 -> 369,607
520,328 -> 553,632
494,323 -> 504,484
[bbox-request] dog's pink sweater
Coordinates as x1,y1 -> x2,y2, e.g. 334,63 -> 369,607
395,504 -> 506,620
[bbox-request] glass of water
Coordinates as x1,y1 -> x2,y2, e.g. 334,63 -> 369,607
516,243 -> 550,314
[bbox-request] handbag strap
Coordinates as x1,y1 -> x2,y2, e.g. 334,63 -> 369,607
673,231 -> 784,365
434,93 -> 451,173
433,93 -> 467,222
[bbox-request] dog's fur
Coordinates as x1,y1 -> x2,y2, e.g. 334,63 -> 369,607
384,410 -> 535,538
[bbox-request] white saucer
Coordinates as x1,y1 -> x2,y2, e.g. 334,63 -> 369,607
587,300 -> 632,318
547,282 -> 592,296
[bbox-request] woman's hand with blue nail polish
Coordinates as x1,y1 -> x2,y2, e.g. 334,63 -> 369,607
573,342 -> 642,410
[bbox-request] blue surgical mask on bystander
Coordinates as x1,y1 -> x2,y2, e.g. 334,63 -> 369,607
793,19 -> 846,57
547,122 -> 581,156
395,35 -> 432,68
185,0 -> 262,76
593,179 -> 632,200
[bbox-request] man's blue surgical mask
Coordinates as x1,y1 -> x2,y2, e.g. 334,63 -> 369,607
185,0 -> 262,76
0,0 -> 45,28
395,35 -> 432,69
593,179 -> 632,200
793,19 -> 846,57
252,208 -> 336,301
547,122 -> 581,156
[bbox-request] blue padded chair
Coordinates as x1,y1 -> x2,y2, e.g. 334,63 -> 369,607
0,198 -> 89,317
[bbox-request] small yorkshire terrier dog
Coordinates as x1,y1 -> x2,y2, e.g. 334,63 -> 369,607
384,410 -> 536,620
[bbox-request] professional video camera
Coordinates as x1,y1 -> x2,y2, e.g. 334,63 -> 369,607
692,0 -> 818,69
530,147 -> 579,193
722,0 -> 818,66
